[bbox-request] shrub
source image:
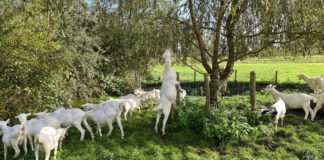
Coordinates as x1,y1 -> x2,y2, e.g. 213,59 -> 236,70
171,97 -> 274,145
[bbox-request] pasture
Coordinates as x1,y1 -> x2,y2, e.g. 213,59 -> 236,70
145,55 -> 324,84
1,1 -> 323,160
2,93 -> 324,159
1,56 -> 324,159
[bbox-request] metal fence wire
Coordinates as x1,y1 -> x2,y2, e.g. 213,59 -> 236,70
142,69 -> 318,96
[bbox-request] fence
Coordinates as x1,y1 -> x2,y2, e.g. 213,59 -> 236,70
140,68 -> 321,114
141,68 -> 319,96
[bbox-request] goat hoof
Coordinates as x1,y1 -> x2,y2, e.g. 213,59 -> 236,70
121,136 -> 124,139
155,129 -> 158,133
14,154 -> 19,158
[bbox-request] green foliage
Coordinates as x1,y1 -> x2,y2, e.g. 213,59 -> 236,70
0,0 -> 138,119
0,1 -> 71,119
171,96 -> 273,145
94,0 -> 177,76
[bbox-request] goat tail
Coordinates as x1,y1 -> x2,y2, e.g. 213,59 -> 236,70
20,123 -> 26,135
82,110 -> 95,125
34,135 -> 40,144
152,105 -> 162,112
84,110 -> 95,118
118,102 -> 126,112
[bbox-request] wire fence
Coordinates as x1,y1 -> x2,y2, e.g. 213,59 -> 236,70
142,69 -> 320,97
140,64 -> 323,116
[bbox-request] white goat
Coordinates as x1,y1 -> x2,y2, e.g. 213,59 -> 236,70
16,113 -> 64,151
134,88 -> 145,96
180,89 -> 187,105
35,108 -> 95,141
0,119 -> 26,160
106,97 -> 141,120
82,101 -> 106,111
56,126 -> 71,149
152,49 -> 179,135
180,89 -> 187,100
309,93 -> 324,121
258,98 -> 286,130
265,84 -> 316,120
153,89 -> 160,100
120,94 -> 141,104
134,89 -> 160,107
14,113 -> 29,154
34,127 -> 60,160
140,90 -> 159,107
82,100 -> 124,138
298,74 -> 324,95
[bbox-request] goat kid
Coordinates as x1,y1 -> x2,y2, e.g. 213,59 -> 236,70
258,98 -> 286,130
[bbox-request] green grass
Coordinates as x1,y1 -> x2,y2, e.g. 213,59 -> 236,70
1,98 -> 219,160
2,92 -> 324,159
144,55 -> 324,84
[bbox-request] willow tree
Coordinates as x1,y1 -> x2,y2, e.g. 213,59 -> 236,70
164,0 -> 323,107
93,0 -> 176,81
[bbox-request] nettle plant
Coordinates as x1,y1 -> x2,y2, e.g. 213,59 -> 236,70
171,97 -> 274,144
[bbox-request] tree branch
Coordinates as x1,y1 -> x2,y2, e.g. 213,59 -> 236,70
234,34 -> 305,61
175,57 -> 206,74
188,0 -> 212,73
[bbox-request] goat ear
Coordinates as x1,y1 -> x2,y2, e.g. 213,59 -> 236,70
5,119 -> 10,124
273,85 -> 276,88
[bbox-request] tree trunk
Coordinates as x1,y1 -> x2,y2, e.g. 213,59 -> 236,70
209,74 -> 221,109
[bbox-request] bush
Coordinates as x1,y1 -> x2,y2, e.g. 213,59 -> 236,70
171,97 -> 274,145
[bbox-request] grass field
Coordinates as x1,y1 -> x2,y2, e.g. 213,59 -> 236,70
3,94 -> 324,160
144,55 -> 324,84
1,56 -> 324,160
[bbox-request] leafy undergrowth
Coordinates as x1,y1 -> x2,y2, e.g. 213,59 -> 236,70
1,95 -> 324,159
220,111 -> 324,160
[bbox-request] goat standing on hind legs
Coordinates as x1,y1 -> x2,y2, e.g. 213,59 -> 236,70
298,74 -> 324,95
153,49 -> 179,135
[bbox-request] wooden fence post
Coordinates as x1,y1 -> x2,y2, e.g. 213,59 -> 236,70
275,71 -> 278,85
234,70 -> 238,83
194,71 -> 197,87
135,71 -> 141,89
250,71 -> 256,111
204,74 -> 210,118
176,72 -> 180,106
171,72 -> 180,123
200,86 -> 203,96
